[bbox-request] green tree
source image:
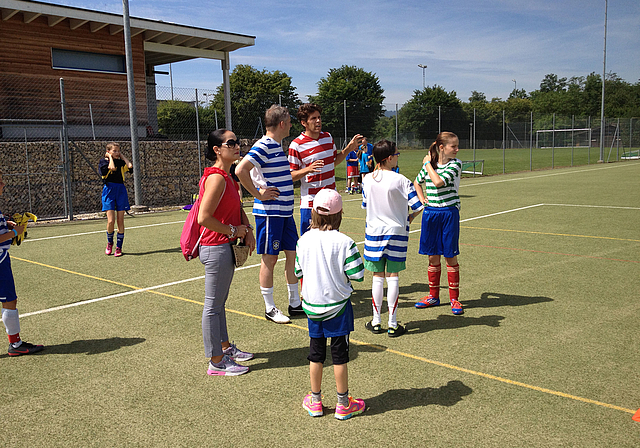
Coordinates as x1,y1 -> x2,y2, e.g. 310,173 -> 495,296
157,100 -> 202,139
209,65 -> 301,138
308,65 -> 385,139
399,86 -> 466,140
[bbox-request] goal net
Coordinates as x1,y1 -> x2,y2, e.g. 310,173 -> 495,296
535,128 -> 592,148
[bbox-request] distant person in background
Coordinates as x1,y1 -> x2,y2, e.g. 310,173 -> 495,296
99,142 -> 132,257
345,148 -> 360,194
198,129 -> 255,376
413,132 -> 464,315
357,137 -> 374,181
0,169 -> 44,356
235,105 -> 300,323
288,103 -> 362,236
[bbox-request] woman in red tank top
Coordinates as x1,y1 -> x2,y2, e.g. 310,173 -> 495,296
198,129 -> 256,376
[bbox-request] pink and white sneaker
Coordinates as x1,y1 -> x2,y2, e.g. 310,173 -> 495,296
302,393 -> 323,417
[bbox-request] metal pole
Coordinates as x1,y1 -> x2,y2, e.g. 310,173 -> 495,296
571,115 -> 574,166
599,0 -> 608,163
23,129 -> 32,212
343,99 -> 347,147
438,105 -> 441,135
395,103 -> 398,144
530,111 -> 533,171
473,108 -> 476,153
59,78 -> 73,220
552,113 -> 555,169
195,89 -> 202,176
502,110 -> 505,174
89,104 -> 96,140
169,63 -> 174,101
222,53 -> 232,131
588,116 -> 591,164
122,0 -> 142,206
58,128 -> 68,218
215,110 -> 219,130
617,117 -> 620,160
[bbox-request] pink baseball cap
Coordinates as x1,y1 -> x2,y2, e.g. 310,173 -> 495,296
313,189 -> 342,215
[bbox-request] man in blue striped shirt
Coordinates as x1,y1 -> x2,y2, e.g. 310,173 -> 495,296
236,105 -> 301,324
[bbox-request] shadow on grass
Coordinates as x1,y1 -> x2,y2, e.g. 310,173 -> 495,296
126,247 -> 182,256
0,337 -> 146,358
404,314 -> 505,335
464,292 -> 553,309
249,342 -> 386,371
364,380 -> 473,416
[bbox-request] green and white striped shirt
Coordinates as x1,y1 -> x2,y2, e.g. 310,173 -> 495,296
415,159 -> 461,209
295,229 -> 364,321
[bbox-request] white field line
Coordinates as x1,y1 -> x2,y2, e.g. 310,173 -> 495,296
24,221 -> 186,243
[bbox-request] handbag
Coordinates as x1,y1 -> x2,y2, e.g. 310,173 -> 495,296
230,238 -> 250,267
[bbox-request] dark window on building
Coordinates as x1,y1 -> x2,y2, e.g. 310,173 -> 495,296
52,48 -> 125,74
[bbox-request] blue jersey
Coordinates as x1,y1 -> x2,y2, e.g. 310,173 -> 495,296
244,136 -> 295,217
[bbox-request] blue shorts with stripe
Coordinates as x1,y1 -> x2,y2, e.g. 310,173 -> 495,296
0,252 -> 17,303
307,300 -> 354,338
419,206 -> 460,258
102,183 -> 130,212
299,208 -> 312,235
255,215 -> 298,255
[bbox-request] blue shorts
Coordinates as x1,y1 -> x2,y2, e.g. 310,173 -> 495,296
299,208 -> 312,235
255,215 -> 298,255
419,207 -> 460,258
308,300 -> 354,338
0,252 -> 17,303
102,183 -> 131,212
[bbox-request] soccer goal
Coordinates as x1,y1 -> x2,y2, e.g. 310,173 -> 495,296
535,128 -> 592,149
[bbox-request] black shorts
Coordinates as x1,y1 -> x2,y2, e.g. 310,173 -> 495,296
307,335 -> 349,365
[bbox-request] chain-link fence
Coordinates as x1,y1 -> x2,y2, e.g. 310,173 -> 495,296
1,77 -> 638,220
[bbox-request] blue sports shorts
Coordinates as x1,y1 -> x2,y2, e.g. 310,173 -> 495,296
307,300 -> 354,339
102,183 -> 131,212
419,206 -> 460,258
299,208 -> 312,236
0,252 -> 17,303
255,215 -> 298,255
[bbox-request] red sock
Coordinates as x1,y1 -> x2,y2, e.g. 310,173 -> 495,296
447,264 -> 460,302
8,333 -> 20,344
428,264 -> 441,298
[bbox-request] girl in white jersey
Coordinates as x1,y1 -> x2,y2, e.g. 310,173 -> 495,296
361,140 -> 424,337
413,132 -> 464,315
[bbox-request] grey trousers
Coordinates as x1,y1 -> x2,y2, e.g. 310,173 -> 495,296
200,244 -> 234,358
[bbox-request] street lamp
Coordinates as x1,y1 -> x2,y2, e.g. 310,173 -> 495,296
512,79 -> 517,92
202,92 -> 211,106
418,64 -> 427,89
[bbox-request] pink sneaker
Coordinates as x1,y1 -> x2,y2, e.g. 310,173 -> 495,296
302,393 -> 323,417
335,396 -> 365,420
114,247 -> 123,257
105,243 -> 113,255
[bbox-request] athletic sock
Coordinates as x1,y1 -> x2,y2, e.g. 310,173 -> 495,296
337,390 -> 349,407
428,264 -> 441,298
447,264 -> 460,302
312,391 -> 322,403
371,276 -> 384,326
261,286 -> 276,312
106,232 -> 114,244
2,308 -> 20,340
287,283 -> 301,308
116,232 -> 124,249
386,277 -> 400,328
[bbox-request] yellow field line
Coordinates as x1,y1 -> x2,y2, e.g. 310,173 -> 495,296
461,225 -> 640,243
13,256 -> 637,416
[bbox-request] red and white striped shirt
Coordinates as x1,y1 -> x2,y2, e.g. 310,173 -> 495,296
288,132 -> 338,209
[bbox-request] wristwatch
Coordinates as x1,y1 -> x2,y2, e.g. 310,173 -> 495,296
228,225 -> 237,238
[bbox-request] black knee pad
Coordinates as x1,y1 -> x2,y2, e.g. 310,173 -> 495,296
307,337 -> 327,364
330,335 -> 350,365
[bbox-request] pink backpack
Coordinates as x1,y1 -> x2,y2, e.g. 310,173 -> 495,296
180,170 -> 220,261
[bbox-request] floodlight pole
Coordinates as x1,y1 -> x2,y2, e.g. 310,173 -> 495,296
599,0 -> 608,163
512,79 -> 516,94
122,0 -> 142,206
418,64 -> 427,89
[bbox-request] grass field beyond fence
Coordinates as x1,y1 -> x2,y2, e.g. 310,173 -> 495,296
4,158 -> 640,447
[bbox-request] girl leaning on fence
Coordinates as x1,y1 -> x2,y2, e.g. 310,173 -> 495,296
413,132 -> 464,315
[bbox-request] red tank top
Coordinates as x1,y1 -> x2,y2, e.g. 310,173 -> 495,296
199,167 -> 242,247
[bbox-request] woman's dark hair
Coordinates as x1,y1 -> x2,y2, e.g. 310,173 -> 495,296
205,129 -> 229,161
372,139 -> 396,166
428,131 -> 458,170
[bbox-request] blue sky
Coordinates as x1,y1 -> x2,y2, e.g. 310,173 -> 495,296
47,0 -> 639,105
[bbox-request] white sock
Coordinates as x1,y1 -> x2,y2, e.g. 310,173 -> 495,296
260,286 -> 276,312
386,277 -> 400,328
371,277 -> 384,326
2,308 -> 20,336
287,283 -> 301,308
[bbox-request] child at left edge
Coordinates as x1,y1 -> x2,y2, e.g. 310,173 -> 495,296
295,188 -> 366,420
0,169 -> 44,356
99,142 -> 133,257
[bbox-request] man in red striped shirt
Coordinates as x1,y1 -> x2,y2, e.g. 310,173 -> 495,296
288,103 -> 362,235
